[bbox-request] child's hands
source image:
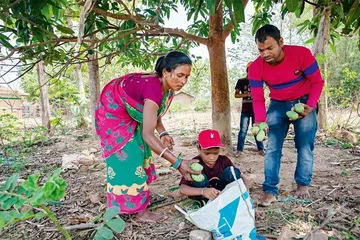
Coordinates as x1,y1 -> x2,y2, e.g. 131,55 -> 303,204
203,188 -> 220,200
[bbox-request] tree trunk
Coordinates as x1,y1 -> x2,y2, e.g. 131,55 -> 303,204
37,61 -> 51,131
207,0 -> 232,148
312,7 -> 330,130
87,38 -> 100,138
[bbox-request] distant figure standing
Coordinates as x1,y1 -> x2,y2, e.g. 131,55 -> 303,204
248,25 -> 324,206
235,62 -> 265,157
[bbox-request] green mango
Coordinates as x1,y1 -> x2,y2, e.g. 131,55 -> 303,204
191,174 -> 205,182
286,111 -> 299,120
190,162 -> 203,172
251,126 -> 260,135
294,103 -> 305,113
259,122 -> 268,130
256,130 -> 266,142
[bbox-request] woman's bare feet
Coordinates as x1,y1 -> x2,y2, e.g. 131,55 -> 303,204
258,193 -> 277,207
295,185 -> 310,199
135,209 -> 168,223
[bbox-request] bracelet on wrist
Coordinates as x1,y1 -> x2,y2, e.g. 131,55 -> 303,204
159,147 -> 168,158
172,156 -> 183,169
159,131 -> 169,138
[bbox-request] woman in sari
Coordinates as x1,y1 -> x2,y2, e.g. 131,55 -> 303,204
95,51 -> 200,223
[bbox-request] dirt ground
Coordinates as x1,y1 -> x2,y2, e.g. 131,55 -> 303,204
1,111 -> 359,240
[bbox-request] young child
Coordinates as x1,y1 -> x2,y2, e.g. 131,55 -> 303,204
179,129 -> 245,202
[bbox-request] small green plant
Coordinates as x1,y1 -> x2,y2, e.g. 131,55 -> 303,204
341,232 -> 356,240
341,170 -> 349,177
341,143 -> 353,149
94,206 -> 125,240
0,169 -> 69,239
69,98 -> 91,129
0,114 -> 48,172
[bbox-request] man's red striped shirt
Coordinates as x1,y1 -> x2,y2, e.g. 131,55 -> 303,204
248,45 -> 324,122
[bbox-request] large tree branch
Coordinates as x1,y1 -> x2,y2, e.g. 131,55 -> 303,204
222,0 -> 249,40
0,26 -> 140,61
148,27 -> 209,45
77,0 -> 208,45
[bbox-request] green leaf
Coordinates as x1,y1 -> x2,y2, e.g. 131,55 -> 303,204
1,174 -> 19,192
233,0 -> 245,24
56,25 -> 75,35
13,199 -> 26,209
103,206 -> 120,221
43,181 -> 56,196
106,218 -> 125,233
144,9 -> 157,17
41,4 -> 54,20
28,189 -> 44,205
329,43 -> 336,54
1,197 -> 18,210
304,37 -> 315,44
0,38 -> 13,49
332,4 -> 344,19
97,226 -> 114,239
0,33 -> 9,40
344,0 -> 359,28
206,0 -> 215,15
0,194 -> 11,203
21,173 -> 40,192
0,219 -> 5,230
286,0 -> 298,12
34,212 -> 47,220
20,210 -> 35,220
0,211 -> 12,222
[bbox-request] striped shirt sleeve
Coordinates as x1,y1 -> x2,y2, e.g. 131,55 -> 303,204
301,48 -> 324,107
248,61 -> 266,122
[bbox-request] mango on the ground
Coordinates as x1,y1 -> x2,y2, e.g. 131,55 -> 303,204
190,162 -> 204,172
191,174 -> 205,182
256,130 -> 266,142
251,126 -> 260,135
259,122 -> 268,130
294,103 -> 305,113
286,111 -> 299,120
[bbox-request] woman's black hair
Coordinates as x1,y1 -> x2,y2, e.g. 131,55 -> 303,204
255,24 -> 281,44
155,51 -> 192,77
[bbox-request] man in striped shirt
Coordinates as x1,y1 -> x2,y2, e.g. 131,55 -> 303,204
248,25 -> 324,206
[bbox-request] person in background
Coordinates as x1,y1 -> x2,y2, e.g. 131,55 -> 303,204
235,62 -> 265,157
248,25 -> 324,206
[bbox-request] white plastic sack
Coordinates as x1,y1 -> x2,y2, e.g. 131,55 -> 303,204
176,167 -> 257,240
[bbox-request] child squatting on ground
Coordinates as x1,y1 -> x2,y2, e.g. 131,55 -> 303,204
179,129 -> 245,204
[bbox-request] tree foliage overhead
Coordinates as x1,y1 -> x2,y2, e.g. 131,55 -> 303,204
251,0 -> 360,49
0,0 -> 247,80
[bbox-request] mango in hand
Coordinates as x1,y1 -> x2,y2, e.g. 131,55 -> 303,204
191,174 -> 205,182
251,126 -> 260,135
294,103 -> 305,113
286,111 -> 299,120
256,130 -> 266,142
259,122 -> 268,131
190,162 -> 204,172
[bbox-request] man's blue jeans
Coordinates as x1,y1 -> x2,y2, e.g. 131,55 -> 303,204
263,97 -> 318,195
237,112 -> 264,151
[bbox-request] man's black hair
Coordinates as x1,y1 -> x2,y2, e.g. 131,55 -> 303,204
255,24 -> 281,43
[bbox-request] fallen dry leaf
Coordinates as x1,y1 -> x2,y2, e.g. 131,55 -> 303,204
68,214 -> 93,225
88,192 -> 102,204
278,226 -> 297,240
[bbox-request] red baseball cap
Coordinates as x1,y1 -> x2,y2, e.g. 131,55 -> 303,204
198,129 -> 224,149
